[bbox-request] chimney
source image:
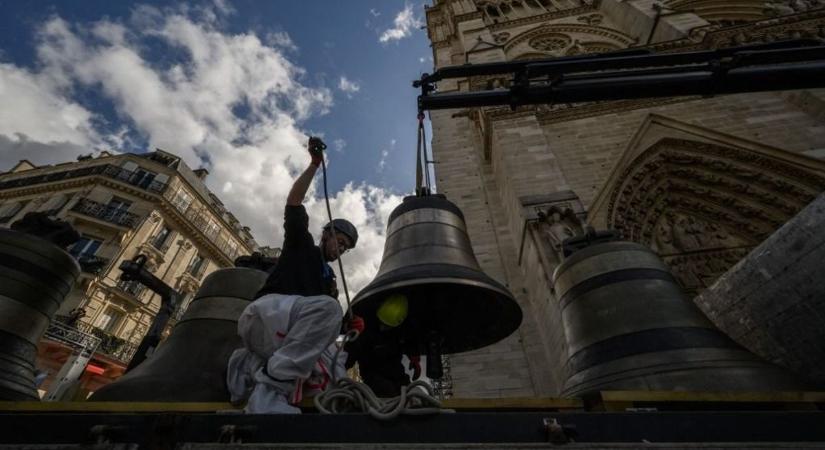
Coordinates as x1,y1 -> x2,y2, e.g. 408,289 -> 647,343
193,168 -> 209,180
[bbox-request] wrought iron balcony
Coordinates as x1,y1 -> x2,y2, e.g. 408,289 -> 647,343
70,198 -> 140,228
0,163 -> 167,194
165,196 -> 243,261
46,316 -> 139,365
117,279 -> 147,300
76,254 -> 110,274
44,317 -> 101,350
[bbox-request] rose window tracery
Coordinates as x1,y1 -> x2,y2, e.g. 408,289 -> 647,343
529,33 -> 572,52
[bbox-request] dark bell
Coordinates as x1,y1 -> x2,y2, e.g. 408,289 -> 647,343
0,229 -> 80,400
553,239 -> 805,397
352,194 -> 523,362
90,268 -> 267,401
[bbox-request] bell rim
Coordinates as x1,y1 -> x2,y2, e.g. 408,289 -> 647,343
352,276 -> 523,354
353,275 -> 515,304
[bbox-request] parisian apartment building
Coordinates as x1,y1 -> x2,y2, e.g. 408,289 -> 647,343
0,149 -> 259,396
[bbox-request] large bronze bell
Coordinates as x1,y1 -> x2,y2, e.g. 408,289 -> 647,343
0,229 -> 80,400
553,238 -> 805,397
90,267 -> 267,401
352,194 -> 523,375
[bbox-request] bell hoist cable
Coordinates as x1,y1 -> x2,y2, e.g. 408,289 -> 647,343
319,153 -> 353,321
415,112 -> 433,194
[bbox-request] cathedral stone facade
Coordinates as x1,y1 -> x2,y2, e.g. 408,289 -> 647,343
424,0 -> 825,397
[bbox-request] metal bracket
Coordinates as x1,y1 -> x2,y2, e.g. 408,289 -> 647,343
89,424 -> 128,445
543,417 -> 577,444
218,424 -> 257,444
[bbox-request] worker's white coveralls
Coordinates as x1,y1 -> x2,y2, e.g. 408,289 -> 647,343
226,293 -> 347,414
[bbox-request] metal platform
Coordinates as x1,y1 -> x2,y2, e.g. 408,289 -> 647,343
1,410 -> 825,447
0,393 -> 823,448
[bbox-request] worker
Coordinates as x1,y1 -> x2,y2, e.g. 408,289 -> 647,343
227,136 -> 363,414
345,294 -> 422,397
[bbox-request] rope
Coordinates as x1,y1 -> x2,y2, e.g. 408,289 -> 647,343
318,333 -> 451,421
319,156 -> 352,320
415,112 -> 424,192
314,378 -> 453,420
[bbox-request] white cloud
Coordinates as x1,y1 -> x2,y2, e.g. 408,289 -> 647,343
333,138 -> 346,153
419,57 -> 425,63
379,4 -> 423,43
266,31 -> 298,52
369,8 -> 381,17
0,4 -> 405,295
378,139 -> 396,172
337,76 -> 360,98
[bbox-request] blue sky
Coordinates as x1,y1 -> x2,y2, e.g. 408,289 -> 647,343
0,0 -> 432,193
0,0 -> 434,291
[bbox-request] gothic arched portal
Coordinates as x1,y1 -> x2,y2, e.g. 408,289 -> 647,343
605,137 -> 825,295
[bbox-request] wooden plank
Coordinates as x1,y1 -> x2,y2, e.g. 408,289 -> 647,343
442,397 -> 582,410
0,397 -> 581,413
0,401 -> 237,413
598,391 -> 825,412
600,390 -> 825,403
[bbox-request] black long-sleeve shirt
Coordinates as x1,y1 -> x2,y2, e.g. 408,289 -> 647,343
256,205 -> 337,298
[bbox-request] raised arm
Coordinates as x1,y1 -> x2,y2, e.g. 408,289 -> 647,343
286,164 -> 318,206
286,137 -> 325,206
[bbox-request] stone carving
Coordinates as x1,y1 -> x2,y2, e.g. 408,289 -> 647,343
493,31 -> 511,43
520,191 -> 587,274
537,206 -> 587,256
529,33 -> 572,52
504,23 -> 637,54
606,138 -> 825,293
577,13 -> 603,25
764,0 -> 824,16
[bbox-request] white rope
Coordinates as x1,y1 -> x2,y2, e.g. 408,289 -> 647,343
318,329 -> 451,420
314,378 -> 453,420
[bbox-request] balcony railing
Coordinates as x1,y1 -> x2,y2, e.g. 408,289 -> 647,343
76,254 -> 110,274
47,316 -> 138,364
0,164 -> 168,194
165,189 -> 243,261
44,317 -> 101,350
117,279 -> 146,300
70,198 -> 140,228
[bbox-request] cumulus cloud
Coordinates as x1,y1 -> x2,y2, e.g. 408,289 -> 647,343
266,31 -> 298,52
369,8 -> 381,17
333,138 -> 346,153
378,4 -> 423,43
337,76 -> 361,98
0,4 -> 403,294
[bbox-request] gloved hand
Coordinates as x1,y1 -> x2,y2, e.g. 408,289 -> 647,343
347,315 -> 365,334
408,355 -> 422,380
308,136 -> 326,167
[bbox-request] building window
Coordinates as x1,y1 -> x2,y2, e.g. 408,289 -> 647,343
70,236 -> 103,258
103,196 -> 132,222
151,226 -> 173,251
131,168 -> 157,189
205,218 -> 220,240
187,254 -> 206,278
0,200 -> 28,223
170,188 -> 193,212
94,307 -> 124,334
43,194 -> 70,217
